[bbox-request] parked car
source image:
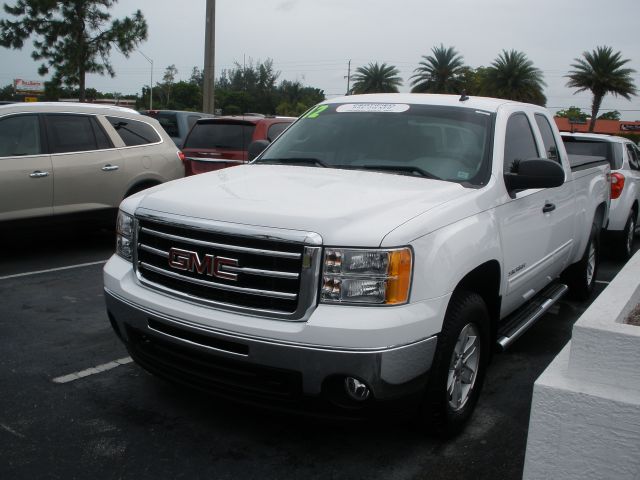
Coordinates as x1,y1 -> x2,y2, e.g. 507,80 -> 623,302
0,102 -> 184,224
562,132 -> 640,260
105,94 -> 610,436
141,110 -> 215,148
181,114 -> 295,175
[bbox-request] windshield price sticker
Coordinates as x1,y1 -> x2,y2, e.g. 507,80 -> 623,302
336,103 -> 410,113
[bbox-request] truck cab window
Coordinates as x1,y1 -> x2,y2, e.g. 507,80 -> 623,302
504,113 -> 539,173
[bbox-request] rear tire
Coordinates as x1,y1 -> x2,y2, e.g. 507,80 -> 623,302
421,290 -> 489,438
614,212 -> 636,261
564,223 -> 599,300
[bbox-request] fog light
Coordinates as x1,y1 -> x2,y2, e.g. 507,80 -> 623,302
344,377 -> 371,401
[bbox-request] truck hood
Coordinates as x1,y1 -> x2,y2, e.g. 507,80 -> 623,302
135,165 -> 472,246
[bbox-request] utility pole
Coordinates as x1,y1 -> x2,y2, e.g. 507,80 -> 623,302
345,59 -> 351,95
203,0 -> 216,113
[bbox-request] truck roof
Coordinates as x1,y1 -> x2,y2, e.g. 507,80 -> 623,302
323,93 -> 533,113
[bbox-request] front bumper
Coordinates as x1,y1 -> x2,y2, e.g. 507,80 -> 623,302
105,288 -> 438,403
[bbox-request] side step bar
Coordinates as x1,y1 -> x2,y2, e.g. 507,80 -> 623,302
496,283 -> 568,351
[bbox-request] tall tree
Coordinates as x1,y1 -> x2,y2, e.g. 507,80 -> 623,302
0,0 -> 147,102
158,64 -> 177,106
410,44 -> 466,94
480,50 -> 546,106
350,62 -> 402,94
566,46 -> 637,132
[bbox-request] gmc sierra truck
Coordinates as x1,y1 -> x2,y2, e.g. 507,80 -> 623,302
104,94 -> 610,435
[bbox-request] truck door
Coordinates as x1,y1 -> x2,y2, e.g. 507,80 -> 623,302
498,112 -> 569,316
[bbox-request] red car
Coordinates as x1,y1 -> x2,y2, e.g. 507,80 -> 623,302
181,114 -> 295,175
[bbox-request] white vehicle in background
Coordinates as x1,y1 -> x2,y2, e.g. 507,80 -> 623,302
562,132 -> 640,260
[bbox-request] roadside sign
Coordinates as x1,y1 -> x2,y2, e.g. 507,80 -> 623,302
24,97 -> 38,102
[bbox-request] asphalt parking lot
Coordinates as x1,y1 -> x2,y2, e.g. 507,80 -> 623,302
0,224 -> 634,480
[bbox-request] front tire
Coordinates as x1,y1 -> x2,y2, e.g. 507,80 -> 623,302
422,290 -> 489,437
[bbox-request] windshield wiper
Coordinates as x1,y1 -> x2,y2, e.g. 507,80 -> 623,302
257,158 -> 329,168
353,165 -> 442,180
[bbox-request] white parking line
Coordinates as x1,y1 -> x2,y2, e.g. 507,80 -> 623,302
52,357 -> 133,384
0,260 -> 108,281
595,280 -> 611,285
0,423 -> 25,439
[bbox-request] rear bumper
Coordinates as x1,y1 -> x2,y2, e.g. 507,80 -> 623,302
105,288 -> 438,404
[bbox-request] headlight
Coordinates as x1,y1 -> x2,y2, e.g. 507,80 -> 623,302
321,247 -> 412,305
116,210 -> 135,261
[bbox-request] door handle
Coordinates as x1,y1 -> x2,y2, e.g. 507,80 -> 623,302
29,170 -> 50,178
543,203 -> 556,213
101,164 -> 119,172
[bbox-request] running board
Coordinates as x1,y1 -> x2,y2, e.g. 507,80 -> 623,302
496,283 -> 568,351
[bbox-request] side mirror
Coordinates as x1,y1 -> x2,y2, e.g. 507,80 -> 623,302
248,139 -> 270,161
504,158 -> 565,192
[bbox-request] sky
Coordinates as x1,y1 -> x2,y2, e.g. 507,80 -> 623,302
1,0 -> 640,119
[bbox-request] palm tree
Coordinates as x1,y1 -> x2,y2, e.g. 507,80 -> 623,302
350,62 -> 402,94
481,50 -> 547,106
410,44 -> 466,94
566,46 -> 637,132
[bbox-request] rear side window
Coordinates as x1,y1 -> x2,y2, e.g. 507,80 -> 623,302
45,114 -> 99,154
106,116 -> 161,147
0,114 -> 41,157
534,114 -> 560,162
504,113 -> 539,173
185,122 -> 256,150
626,144 -> 640,170
267,122 -> 291,141
155,113 -> 179,138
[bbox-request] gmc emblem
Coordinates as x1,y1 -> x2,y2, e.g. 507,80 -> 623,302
168,247 -> 239,281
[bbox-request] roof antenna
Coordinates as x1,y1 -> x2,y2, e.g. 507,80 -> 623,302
459,90 -> 469,102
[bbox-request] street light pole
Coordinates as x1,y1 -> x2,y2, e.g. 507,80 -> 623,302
203,0 -> 216,113
139,50 -> 153,110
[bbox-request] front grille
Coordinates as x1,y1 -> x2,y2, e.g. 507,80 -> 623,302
127,326 -> 302,400
135,218 -> 310,315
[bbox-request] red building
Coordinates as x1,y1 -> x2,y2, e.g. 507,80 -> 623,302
554,117 -> 640,135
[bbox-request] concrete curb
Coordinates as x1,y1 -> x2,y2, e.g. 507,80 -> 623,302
523,251 -> 640,480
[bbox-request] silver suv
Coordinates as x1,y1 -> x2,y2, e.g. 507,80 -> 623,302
562,132 -> 640,260
0,102 -> 184,223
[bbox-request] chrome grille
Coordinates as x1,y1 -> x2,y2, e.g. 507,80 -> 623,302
134,212 -> 322,320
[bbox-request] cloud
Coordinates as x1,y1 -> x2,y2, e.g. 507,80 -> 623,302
276,0 -> 298,12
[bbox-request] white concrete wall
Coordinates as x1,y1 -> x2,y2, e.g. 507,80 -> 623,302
523,251 -> 640,480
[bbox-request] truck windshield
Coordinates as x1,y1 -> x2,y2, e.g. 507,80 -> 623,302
255,103 -> 493,186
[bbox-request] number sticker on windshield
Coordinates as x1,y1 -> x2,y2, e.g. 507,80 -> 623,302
336,103 -> 410,113
304,105 -> 329,119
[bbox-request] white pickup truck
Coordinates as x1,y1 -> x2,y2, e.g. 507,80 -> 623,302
104,94 -> 610,435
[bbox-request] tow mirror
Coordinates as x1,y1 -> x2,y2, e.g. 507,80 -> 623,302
248,140 -> 270,161
504,158 -> 565,192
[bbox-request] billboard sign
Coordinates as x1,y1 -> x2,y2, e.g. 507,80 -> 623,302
14,79 -> 45,94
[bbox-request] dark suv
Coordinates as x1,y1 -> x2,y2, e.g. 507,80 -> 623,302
181,114 -> 295,175
142,110 -> 214,148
